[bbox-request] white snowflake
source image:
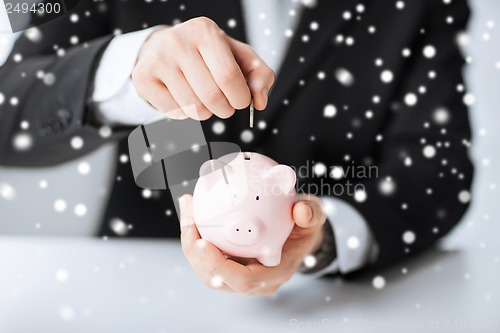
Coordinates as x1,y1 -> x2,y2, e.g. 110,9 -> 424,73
70,14 -> 79,23
423,45 -> 436,58
74,204 -> 87,217
240,130 -> 254,143
12,133 -> 33,151
55,269 -> 69,282
379,177 -> 396,195
463,93 -> 475,106
54,199 -> 67,212
303,255 -> 317,268
69,36 -> 79,45
372,276 -> 386,289
119,154 -> 129,163
77,162 -> 91,175
13,53 -> 22,62
39,179 -> 48,189
330,166 -> 344,179
99,125 -> 112,138
354,189 -> 367,202
423,145 -> 436,158
25,27 -> 42,42
58,305 -> 76,321
212,121 -> 225,134
210,275 -> 224,288
70,136 -> 84,150
142,189 -> 152,199
313,162 -> 327,176
402,230 -> 416,244
404,93 -> 418,106
323,104 -> 337,118
227,19 -> 237,28
347,236 -> 360,249
458,190 -> 471,203
143,152 -> 152,163
0,183 -> 16,200
380,70 -> 394,83
335,68 -> 354,86
110,218 -> 129,236
433,108 -> 450,125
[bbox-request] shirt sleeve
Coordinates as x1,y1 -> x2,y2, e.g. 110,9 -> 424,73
303,197 -> 379,278
92,26 -> 164,126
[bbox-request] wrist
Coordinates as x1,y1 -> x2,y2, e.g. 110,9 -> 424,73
299,219 -> 337,274
311,224 -> 325,254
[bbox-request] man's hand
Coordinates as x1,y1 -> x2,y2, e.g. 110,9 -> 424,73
131,17 -> 275,120
178,194 -> 327,295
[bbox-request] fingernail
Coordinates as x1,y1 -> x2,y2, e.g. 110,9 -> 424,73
304,203 -> 313,222
195,239 -> 207,258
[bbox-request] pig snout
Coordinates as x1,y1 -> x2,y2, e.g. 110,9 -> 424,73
224,213 -> 264,246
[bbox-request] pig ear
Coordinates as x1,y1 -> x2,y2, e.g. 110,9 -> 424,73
199,159 -> 229,178
264,165 -> 296,195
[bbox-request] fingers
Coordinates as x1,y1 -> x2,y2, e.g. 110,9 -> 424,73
178,195 -> 233,291
197,28 -> 251,110
159,68 -> 213,121
178,51 -> 235,119
292,197 -> 326,228
178,194 -> 299,296
132,18 -> 275,121
226,37 -> 275,110
195,239 -> 257,292
133,78 -> 186,119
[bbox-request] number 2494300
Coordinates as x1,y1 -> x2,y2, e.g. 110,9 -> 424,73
5,2 -> 61,14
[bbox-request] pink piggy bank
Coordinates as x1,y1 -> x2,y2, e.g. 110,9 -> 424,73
192,152 -> 297,266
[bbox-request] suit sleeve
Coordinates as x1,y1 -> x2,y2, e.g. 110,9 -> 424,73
0,1 -> 119,167
335,0 -> 473,270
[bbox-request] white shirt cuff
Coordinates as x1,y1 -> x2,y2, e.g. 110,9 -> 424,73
305,197 -> 379,278
92,26 -> 165,126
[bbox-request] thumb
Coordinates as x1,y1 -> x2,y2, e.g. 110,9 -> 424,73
292,200 -> 325,228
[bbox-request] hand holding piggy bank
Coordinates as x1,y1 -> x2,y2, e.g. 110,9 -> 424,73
192,152 -> 296,266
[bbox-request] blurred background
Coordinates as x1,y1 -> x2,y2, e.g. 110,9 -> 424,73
1,0 -> 498,244
0,1 -> 499,332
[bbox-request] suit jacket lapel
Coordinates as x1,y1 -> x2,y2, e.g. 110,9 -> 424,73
253,0 -> 353,142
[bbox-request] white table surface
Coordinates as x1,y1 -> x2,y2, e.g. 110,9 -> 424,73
0,236 -> 499,333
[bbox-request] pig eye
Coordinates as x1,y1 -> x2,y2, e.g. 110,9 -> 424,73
255,196 -> 260,201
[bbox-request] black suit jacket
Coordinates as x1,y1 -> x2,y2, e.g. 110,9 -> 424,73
0,0 -> 473,270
